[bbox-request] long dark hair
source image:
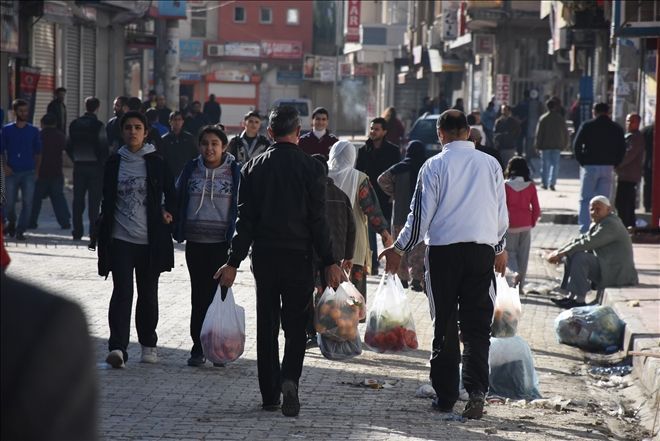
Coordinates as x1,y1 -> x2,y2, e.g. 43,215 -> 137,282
504,156 -> 531,182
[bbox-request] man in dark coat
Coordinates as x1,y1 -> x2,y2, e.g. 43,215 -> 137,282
47,87 -> 67,133
203,94 -> 222,124
160,110 -> 197,179
184,101 -> 209,138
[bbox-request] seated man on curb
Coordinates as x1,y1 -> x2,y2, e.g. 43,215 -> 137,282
546,195 -> 638,308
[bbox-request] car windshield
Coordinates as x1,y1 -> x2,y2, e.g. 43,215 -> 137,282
280,102 -> 309,116
408,119 -> 438,145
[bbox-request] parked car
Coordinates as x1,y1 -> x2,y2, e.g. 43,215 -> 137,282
272,98 -> 312,131
407,113 -> 441,157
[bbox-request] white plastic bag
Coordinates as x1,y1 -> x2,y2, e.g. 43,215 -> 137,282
314,286 -> 362,360
492,275 -> 522,337
364,274 -> 418,353
339,274 -> 366,321
200,286 -> 245,364
489,336 -> 542,400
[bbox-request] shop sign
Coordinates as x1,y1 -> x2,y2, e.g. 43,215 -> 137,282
179,71 -> 202,81
303,54 -> 336,82
346,0 -> 361,43
473,34 -> 494,55
151,0 -> 187,18
19,66 -> 41,123
224,42 -> 261,58
495,73 -> 510,105
277,70 -> 303,85
261,40 -> 303,59
179,39 -> 203,62
212,68 -> 253,82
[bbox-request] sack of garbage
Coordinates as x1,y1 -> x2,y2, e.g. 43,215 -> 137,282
488,336 -> 542,400
492,275 -> 522,337
364,274 -> 418,353
554,305 -> 625,352
317,334 -> 362,360
200,286 -> 245,364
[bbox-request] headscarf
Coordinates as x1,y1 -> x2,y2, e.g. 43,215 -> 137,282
328,140 -> 361,207
388,140 -> 426,194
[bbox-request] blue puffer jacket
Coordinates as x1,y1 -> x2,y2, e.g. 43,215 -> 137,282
173,155 -> 241,243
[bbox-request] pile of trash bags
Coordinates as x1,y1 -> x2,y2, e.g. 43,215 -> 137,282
554,305 -> 625,353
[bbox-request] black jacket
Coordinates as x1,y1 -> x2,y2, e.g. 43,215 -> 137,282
227,133 -> 271,163
67,113 -> 108,165
325,177 -> 356,262
227,142 -> 334,268
160,130 -> 198,179
573,115 -> 626,166
356,138 -> 401,221
106,115 -> 122,152
96,152 -> 176,278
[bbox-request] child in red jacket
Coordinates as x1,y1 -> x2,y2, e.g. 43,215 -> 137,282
504,157 -> 541,293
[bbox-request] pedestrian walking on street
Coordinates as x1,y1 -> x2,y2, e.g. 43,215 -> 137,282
377,140 -> 426,292
547,195 -> 637,308
174,125 -> 240,368
214,106 -> 342,417
481,101 -> 497,147
184,101 -> 209,138
573,103 -> 626,233
614,113 -> 645,228
381,107 -> 405,147
298,107 -> 339,158
356,117 -> 400,275
203,94 -> 222,125
535,98 -> 569,190
503,157 -> 541,293
329,140 -> 392,303
1,99 -> 42,240
141,90 -> 157,113
155,95 -> 172,130
469,127 -> 503,170
28,113 -> 71,230
106,96 -> 129,152
227,111 -> 271,163
380,110 -> 508,420
96,110 -> 176,369
47,87 -> 67,134
67,97 -> 108,244
160,111 -> 197,179
494,104 -> 521,168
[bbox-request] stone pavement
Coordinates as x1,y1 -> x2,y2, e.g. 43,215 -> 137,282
4,159 -> 655,440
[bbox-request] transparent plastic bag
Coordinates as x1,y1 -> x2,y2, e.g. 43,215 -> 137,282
315,286 -> 361,343
488,336 -> 542,400
200,286 -> 245,364
492,275 -> 522,337
339,274 -> 366,321
554,305 -> 624,352
363,274 -> 418,353
317,334 -> 362,360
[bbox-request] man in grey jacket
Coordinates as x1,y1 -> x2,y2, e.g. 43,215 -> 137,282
535,99 -> 568,190
547,195 -> 638,308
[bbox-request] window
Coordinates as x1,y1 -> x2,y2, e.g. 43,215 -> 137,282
260,7 -> 272,24
286,8 -> 299,25
191,7 -> 206,37
234,6 -> 246,23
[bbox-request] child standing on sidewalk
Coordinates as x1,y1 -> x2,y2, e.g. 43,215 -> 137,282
504,157 -> 541,293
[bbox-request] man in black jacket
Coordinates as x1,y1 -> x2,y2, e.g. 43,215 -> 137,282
160,111 -> 197,178
47,87 -> 67,133
203,94 -> 221,124
356,117 -> 401,274
215,106 -> 341,418
67,97 -> 108,243
573,102 -> 626,232
106,96 -> 128,152
227,111 -> 271,163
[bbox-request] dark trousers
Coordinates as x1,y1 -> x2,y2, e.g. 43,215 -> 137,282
185,241 -> 229,357
615,180 -> 637,228
425,243 -> 495,408
72,163 -> 103,239
108,239 -> 160,361
29,176 -> 71,228
643,170 -> 652,212
251,247 -> 314,405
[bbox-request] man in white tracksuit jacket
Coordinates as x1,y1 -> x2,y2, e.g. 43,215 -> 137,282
380,110 -> 508,419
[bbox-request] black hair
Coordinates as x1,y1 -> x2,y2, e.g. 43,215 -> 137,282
127,97 -> 143,112
312,107 -> 329,119
466,114 -> 477,125
370,117 -> 388,131
148,90 -> 157,96
311,153 -> 328,176
437,110 -> 469,135
12,99 -> 28,111
55,87 -> 67,94
120,110 -> 148,129
145,108 -> 159,123
169,110 -> 184,120
85,97 -> 100,113
546,99 -> 556,111
198,125 -> 228,146
41,113 -> 57,126
244,110 -> 261,121
594,102 -> 609,114
268,106 -> 301,138
116,96 -> 128,107
504,156 -> 531,182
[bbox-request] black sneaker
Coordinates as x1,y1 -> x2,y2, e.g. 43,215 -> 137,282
262,401 -> 281,411
462,392 -> 485,419
550,185 -> 556,191
281,380 -> 300,417
6,222 -> 15,237
187,355 -> 206,367
213,362 -> 225,367
550,296 -> 572,306
431,398 -> 454,413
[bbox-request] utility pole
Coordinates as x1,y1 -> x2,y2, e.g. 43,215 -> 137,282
332,0 -> 343,132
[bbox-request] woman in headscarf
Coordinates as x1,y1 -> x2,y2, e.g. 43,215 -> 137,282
328,141 -> 392,306
377,140 -> 427,292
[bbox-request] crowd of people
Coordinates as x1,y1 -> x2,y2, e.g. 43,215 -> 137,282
0,85 -> 646,423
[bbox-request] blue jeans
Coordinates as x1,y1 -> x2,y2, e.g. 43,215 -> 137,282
4,170 -> 36,233
29,176 -> 71,228
579,165 -> 613,233
540,149 -> 561,187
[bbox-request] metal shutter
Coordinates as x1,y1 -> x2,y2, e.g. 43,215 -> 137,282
32,21 -> 55,124
81,26 -> 96,101
65,25 -> 81,117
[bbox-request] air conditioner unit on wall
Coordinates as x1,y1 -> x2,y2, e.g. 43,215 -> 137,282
207,44 -> 224,57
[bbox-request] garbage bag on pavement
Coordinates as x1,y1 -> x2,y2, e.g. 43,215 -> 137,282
200,286 -> 246,364
554,305 -> 625,352
492,275 -> 522,337
488,336 -> 542,400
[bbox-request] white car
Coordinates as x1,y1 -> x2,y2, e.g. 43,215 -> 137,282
272,98 -> 312,132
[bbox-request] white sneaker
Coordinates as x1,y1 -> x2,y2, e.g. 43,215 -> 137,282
106,350 -> 125,368
140,345 -> 158,364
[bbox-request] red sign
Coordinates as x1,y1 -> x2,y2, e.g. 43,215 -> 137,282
19,66 -> 41,123
495,74 -> 510,106
261,40 -> 303,59
346,0 -> 361,43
